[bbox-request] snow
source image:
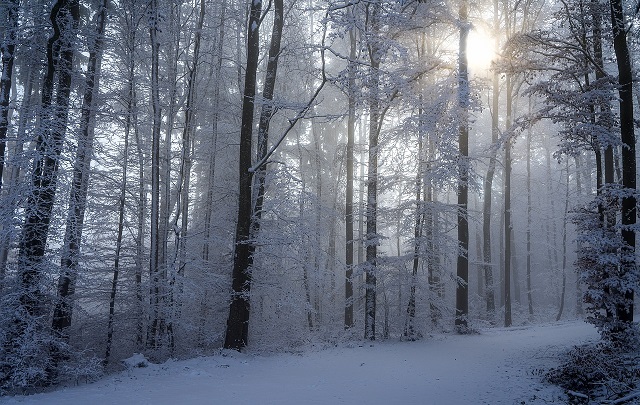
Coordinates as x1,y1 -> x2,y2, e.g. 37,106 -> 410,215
121,354 -> 152,370
5,321 -> 598,405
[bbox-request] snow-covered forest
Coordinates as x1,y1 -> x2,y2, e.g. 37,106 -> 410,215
0,0 -> 639,401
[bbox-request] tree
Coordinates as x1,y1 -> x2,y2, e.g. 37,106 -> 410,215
2,0 -> 80,389
503,76 -> 513,328
104,4 -> 135,364
147,0 -> 164,352
224,0 -> 262,350
363,0 -> 383,341
609,0 -> 636,334
251,0 -> 284,284
482,0 -> 500,321
0,0 -> 19,192
455,0 -> 470,332
51,0 -> 109,347
344,10 -> 357,330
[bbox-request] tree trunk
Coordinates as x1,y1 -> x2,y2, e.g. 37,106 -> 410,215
224,0 -> 262,350
344,22 -> 356,330
134,93 -> 145,351
364,2 -> 381,341
482,0 -> 500,320
157,3 -> 183,352
170,0 -> 206,355
52,0 -> 108,342
405,108 -> 423,339
455,0 -> 470,331
0,0 -> 19,191
526,100 -> 534,318
504,75 -> 513,328
574,155 -> 583,317
610,0 -> 636,327
105,14 -> 135,366
202,0 -> 226,263
0,62 -> 35,286
148,0 -> 163,351
426,134 -> 441,326
17,0 -> 79,320
556,161 -> 570,321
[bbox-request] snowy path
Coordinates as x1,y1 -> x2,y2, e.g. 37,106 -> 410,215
5,321 -> 598,405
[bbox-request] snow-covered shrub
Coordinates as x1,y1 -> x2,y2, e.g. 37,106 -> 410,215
0,281 -> 101,394
57,354 -> 103,386
573,186 -> 639,345
546,343 -> 640,401
0,286 -> 56,394
122,353 -> 152,369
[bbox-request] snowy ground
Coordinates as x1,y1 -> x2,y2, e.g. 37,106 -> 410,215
5,321 -> 599,405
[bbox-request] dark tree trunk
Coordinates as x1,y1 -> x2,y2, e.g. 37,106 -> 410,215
364,2 -> 381,340
147,0 -> 163,351
224,0 -> 262,350
610,0 -> 636,326
455,0 -> 470,331
17,0 -> 79,320
556,161 -> 570,321
251,0 -> 283,260
52,0 -> 108,341
574,155 -> 584,317
504,76 -> 513,328
344,22 -> 356,330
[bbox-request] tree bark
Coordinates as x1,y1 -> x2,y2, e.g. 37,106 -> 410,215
344,20 -> 356,330
0,0 -> 19,192
610,0 -> 636,326
556,161 -> 570,321
17,0 -> 79,320
224,0 -> 262,350
504,75 -> 513,328
202,0 -> 226,263
148,0 -> 163,351
405,104 -> 423,339
52,0 -> 108,341
105,13 -> 134,366
482,0 -> 500,320
364,2 -> 381,341
455,0 -> 470,331
526,100 -> 534,318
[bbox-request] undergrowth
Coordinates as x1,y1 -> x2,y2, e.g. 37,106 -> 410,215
545,343 -> 640,403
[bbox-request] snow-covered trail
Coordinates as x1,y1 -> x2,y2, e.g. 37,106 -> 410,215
5,321 -> 598,405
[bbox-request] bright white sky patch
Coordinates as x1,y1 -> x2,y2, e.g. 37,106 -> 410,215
467,26 -> 496,73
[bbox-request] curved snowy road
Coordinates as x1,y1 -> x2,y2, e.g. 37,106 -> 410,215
5,321 -> 598,405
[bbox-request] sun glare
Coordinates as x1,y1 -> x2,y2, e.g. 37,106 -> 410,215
467,27 -> 496,74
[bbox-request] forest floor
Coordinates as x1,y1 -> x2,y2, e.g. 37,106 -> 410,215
5,320 -> 599,405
